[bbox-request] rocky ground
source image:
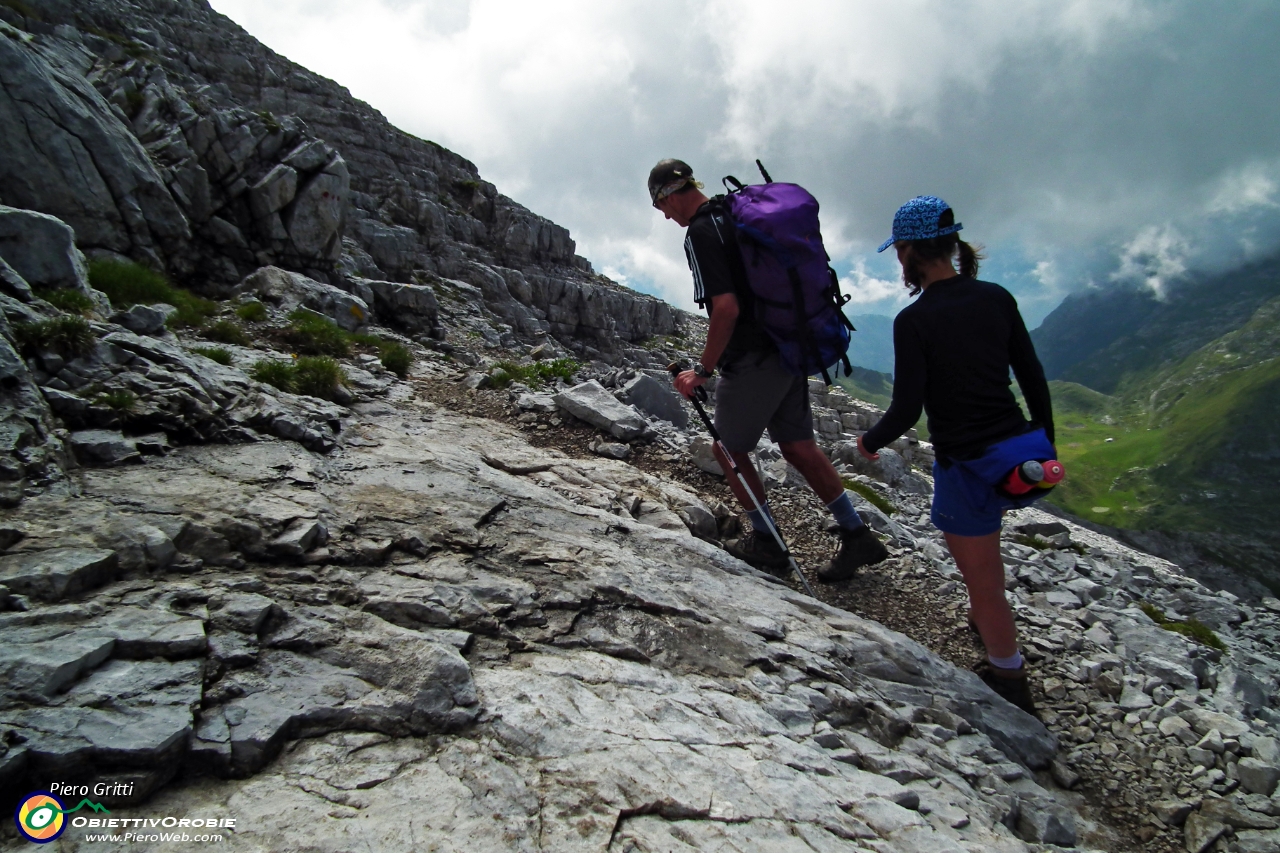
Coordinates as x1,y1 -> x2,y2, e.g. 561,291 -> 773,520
418,372 -> 1280,853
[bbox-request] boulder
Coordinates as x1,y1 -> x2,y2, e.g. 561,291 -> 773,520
248,164 -> 298,220
357,278 -> 439,333
1185,811 -> 1229,853
1240,758 -> 1280,796
690,435 -> 723,475
240,266 -> 368,332
0,36 -> 190,266
0,206 -> 98,302
109,303 -> 175,335
0,547 -> 118,601
553,380 -> 650,440
620,373 -> 688,429
283,155 -> 349,262
69,430 -> 141,466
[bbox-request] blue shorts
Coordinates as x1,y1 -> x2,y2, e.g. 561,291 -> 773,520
930,428 -> 1056,537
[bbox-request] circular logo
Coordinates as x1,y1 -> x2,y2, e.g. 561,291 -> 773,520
14,793 -> 66,844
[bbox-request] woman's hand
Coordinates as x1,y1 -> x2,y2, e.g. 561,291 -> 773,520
857,433 -> 879,460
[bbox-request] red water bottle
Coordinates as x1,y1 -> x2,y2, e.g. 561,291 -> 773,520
1037,460 -> 1065,489
1003,460 -> 1044,495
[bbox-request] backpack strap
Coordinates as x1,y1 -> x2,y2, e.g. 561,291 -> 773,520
722,175 -> 746,193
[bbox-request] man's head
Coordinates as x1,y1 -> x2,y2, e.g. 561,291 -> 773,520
649,159 -> 707,227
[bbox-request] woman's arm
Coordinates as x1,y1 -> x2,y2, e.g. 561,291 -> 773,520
862,314 -> 926,453
1008,297 -> 1055,445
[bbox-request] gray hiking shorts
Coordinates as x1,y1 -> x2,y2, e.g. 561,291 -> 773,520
713,350 -> 814,453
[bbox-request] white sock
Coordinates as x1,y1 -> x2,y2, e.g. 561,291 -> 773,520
988,650 -> 1024,670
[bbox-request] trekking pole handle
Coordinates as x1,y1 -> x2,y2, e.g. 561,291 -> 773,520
666,362 -> 708,403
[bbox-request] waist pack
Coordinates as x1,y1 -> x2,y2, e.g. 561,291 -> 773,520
719,161 -> 855,384
946,428 -> 1059,515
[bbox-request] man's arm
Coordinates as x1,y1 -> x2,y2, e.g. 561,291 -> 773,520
674,293 -> 739,399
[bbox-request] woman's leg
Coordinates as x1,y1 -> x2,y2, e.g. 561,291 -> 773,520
943,531 -> 1018,660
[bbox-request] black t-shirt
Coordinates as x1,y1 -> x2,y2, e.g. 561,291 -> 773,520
684,199 -> 775,363
862,275 -> 1055,459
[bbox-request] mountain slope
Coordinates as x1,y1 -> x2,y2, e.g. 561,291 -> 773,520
1032,253 -> 1280,392
844,312 -> 895,374
1047,296 -> 1280,588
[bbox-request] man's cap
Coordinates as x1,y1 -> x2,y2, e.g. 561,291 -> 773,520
877,195 -> 963,252
648,159 -> 699,205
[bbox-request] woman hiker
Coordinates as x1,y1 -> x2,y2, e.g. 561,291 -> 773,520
857,196 -> 1056,715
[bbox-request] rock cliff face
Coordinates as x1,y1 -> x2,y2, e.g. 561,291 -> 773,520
0,0 -> 677,362
2,3 -> 1280,852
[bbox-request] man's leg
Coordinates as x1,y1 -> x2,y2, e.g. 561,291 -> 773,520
712,443 -> 768,510
779,439 -> 888,580
778,439 -> 843,504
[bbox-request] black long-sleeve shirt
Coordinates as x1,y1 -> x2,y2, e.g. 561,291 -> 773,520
862,276 -> 1054,460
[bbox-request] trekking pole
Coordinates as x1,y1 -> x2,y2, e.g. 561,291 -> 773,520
667,363 -> 817,597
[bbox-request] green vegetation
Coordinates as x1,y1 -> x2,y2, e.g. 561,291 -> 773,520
13,316 -> 95,357
35,288 -> 95,316
281,309 -> 350,357
87,259 -> 214,328
1138,602 -> 1226,651
249,356 -> 346,401
488,358 -> 581,389
202,319 -> 249,346
255,110 -> 282,133
235,301 -> 268,322
842,477 -> 896,516
249,359 -> 295,392
94,389 -> 136,413
378,341 -> 412,379
191,346 -> 233,365
291,356 -> 345,399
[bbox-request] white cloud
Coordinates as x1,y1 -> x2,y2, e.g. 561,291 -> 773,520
843,259 -> 909,307
1111,225 -> 1188,298
208,0 -> 1280,323
1208,161 -> 1280,215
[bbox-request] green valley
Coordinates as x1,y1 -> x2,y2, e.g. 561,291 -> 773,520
1039,296 -> 1280,590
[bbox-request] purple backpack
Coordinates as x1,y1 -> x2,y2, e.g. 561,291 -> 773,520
721,162 -> 855,383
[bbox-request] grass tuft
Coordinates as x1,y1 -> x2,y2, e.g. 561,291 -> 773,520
281,309 -> 350,357
842,478 -> 896,516
235,301 -> 268,322
35,288 -> 96,316
191,346 -> 233,365
1139,600 -> 1225,650
379,341 -> 412,378
13,316 -> 95,357
250,359 -> 294,393
488,358 -> 580,389
94,389 -> 136,413
202,319 -> 249,346
249,356 -> 346,401
292,356 -> 345,400
87,259 -> 215,328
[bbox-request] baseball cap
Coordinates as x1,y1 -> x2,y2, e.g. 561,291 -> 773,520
877,196 -> 963,252
648,159 -> 700,206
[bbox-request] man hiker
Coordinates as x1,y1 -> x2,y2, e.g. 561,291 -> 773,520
649,158 -> 889,582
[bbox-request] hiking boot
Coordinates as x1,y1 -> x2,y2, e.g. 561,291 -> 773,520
975,661 -> 1038,716
817,525 -> 889,583
725,530 -> 790,573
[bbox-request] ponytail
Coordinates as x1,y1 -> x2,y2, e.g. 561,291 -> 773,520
957,239 -> 982,278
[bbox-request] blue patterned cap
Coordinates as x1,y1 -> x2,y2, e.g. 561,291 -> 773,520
877,196 -> 962,252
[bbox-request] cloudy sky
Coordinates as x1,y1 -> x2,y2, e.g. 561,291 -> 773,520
207,0 -> 1280,327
